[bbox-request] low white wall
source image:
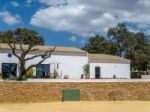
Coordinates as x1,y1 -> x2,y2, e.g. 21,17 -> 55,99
26,79 -> 150,82
90,62 -> 130,79
141,75 -> 150,79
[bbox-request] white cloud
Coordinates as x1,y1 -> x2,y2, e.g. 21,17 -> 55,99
26,0 -> 32,4
30,0 -> 150,36
138,0 -> 150,7
69,36 -> 77,42
39,0 -> 66,6
127,23 -> 150,36
10,1 -> 19,7
0,11 -> 21,25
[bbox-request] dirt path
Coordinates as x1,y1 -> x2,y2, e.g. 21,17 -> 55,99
0,101 -> 150,112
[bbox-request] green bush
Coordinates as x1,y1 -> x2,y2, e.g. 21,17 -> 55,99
7,75 -> 17,80
26,68 -> 34,78
22,75 -> 28,81
16,75 -> 28,81
83,64 -> 90,79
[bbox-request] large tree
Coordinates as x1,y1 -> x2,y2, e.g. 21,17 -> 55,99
108,23 -> 150,71
107,23 -> 134,57
82,23 -> 150,72
125,32 -> 150,72
82,35 -> 117,55
0,28 -> 55,80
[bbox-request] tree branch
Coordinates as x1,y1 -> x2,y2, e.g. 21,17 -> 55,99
19,42 -> 24,52
23,44 -> 36,55
25,47 -> 55,61
5,42 -> 21,60
25,54 -> 43,61
25,47 -> 56,72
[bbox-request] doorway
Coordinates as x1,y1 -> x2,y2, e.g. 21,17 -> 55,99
95,66 -> 101,79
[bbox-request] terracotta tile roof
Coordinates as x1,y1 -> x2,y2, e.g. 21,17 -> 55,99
89,54 -> 130,63
0,43 -> 87,54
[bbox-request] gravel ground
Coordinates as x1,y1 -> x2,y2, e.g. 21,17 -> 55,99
0,101 -> 150,112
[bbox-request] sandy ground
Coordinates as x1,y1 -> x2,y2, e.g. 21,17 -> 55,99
0,101 -> 150,112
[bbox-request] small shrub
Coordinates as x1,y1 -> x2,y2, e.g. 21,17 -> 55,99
16,75 -> 28,81
26,68 -> 34,78
7,75 -> 17,80
83,64 -> 90,79
53,69 -> 58,79
22,75 -> 28,81
31,76 -> 37,78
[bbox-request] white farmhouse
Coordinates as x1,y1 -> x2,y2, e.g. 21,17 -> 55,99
0,43 -> 130,79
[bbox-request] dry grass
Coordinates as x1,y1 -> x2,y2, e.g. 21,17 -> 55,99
0,101 -> 150,112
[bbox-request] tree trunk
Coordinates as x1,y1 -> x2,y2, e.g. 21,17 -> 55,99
146,69 -> 148,75
18,61 -> 26,80
18,73 -> 24,80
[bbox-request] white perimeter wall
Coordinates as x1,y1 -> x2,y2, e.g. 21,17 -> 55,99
90,62 -> 130,79
0,51 -> 88,79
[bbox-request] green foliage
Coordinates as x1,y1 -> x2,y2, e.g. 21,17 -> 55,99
7,76 -> 17,80
22,75 -> 28,81
107,23 -> 134,57
82,35 -> 117,55
0,28 -> 49,81
0,28 -> 44,45
125,32 -> 150,71
108,24 -> 150,71
83,64 -> 90,79
83,64 -> 89,75
16,75 -> 27,81
26,68 -> 34,78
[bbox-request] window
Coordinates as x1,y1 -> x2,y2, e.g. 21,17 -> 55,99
36,64 -> 50,78
2,63 -> 17,79
8,53 -> 12,58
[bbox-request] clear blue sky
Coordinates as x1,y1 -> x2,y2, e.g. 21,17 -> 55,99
0,0 -> 150,48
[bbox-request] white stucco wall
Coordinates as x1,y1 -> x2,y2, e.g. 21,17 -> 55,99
0,50 -> 130,79
89,62 -> 130,79
26,53 -> 88,78
0,50 -> 88,79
